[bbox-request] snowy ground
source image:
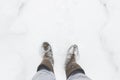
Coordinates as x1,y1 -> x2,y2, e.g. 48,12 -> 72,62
0,0 -> 120,80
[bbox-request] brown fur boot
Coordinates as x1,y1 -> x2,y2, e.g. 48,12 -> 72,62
65,45 -> 84,78
38,42 -> 54,73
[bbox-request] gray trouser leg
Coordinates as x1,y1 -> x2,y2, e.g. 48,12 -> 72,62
67,72 -> 91,80
32,69 -> 56,80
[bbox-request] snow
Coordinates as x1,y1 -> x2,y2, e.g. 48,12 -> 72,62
0,0 -> 120,80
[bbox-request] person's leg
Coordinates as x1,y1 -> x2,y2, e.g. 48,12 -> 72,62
32,42 -> 55,80
65,45 -> 91,80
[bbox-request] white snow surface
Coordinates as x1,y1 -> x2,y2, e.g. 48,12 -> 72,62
0,0 -> 120,80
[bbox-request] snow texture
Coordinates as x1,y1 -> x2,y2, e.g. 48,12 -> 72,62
0,0 -> 120,80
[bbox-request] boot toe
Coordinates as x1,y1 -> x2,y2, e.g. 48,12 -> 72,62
42,42 -> 51,51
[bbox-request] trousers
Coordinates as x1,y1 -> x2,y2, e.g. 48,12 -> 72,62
32,69 -> 91,80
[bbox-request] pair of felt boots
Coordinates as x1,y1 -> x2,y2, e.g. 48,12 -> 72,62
37,42 -> 85,78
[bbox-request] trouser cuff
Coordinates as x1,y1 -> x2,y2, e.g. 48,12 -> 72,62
37,64 -> 51,72
69,68 -> 85,77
